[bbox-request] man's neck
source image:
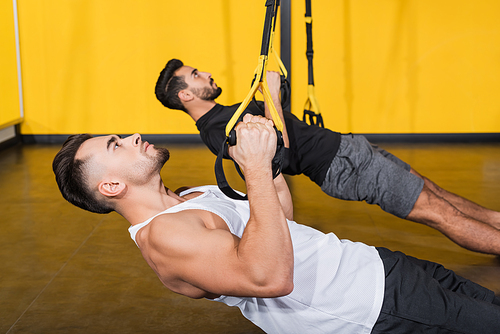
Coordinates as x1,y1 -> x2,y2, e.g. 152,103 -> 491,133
117,181 -> 186,226
187,100 -> 217,122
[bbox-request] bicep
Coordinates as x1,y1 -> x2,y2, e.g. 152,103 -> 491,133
150,220 -> 259,297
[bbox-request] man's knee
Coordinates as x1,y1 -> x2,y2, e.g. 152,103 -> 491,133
406,184 -> 450,227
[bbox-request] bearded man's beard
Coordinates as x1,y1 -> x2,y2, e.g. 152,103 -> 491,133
192,85 -> 222,101
154,147 -> 170,170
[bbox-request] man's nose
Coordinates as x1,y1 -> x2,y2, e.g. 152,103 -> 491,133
130,133 -> 141,146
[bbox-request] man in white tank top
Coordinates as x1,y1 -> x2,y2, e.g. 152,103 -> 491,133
53,114 -> 500,333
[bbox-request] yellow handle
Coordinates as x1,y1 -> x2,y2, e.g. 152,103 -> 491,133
225,55 -> 283,136
304,84 -> 320,113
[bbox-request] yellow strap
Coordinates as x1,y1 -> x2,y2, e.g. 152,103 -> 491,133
304,84 -> 320,113
224,56 -> 284,137
269,13 -> 287,79
272,45 -> 288,78
305,16 -> 312,24
224,57 -> 264,136
224,1 -> 284,136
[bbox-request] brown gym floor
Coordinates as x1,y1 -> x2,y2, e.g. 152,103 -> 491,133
1,141 -> 499,333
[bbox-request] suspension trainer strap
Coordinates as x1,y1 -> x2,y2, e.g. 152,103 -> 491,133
305,0 -> 314,87
215,0 -> 286,200
215,141 -> 247,200
224,0 -> 283,136
215,127 -> 284,201
252,0 -> 290,111
303,0 -> 324,127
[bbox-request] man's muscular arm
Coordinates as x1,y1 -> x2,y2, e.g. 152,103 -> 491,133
228,114 -> 294,294
145,114 -> 294,299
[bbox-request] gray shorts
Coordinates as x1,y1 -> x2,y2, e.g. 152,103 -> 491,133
321,134 -> 424,218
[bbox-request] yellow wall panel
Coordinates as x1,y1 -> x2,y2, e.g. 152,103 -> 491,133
18,0 -> 277,135
291,0 -> 500,133
0,0 -> 22,128
15,0 -> 500,135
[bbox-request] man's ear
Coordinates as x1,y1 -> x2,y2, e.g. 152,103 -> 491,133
98,181 -> 126,198
178,89 -> 194,103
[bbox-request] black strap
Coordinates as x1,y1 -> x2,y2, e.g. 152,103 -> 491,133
215,140 -> 248,200
303,0 -> 324,128
305,0 -> 314,86
259,0 -> 278,72
280,75 -> 291,110
303,109 -> 324,127
215,128 -> 285,201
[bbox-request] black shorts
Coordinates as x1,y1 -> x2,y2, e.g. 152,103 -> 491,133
372,247 -> 500,333
321,134 -> 424,218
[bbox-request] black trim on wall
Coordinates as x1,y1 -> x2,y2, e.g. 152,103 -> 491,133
20,133 -> 500,145
21,134 -> 204,145
362,133 -> 500,144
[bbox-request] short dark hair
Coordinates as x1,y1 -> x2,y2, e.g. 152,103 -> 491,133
155,59 -> 188,113
53,134 -> 114,214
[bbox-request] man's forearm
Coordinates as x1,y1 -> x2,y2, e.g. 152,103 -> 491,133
262,105 -> 293,217
238,166 -> 294,295
229,116 -> 294,296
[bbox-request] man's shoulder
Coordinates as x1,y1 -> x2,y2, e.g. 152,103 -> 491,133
140,211 -> 205,250
198,101 -> 265,127
148,210 -> 205,231
196,103 -> 233,130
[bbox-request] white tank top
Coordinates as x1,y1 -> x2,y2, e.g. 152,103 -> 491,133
129,186 -> 384,334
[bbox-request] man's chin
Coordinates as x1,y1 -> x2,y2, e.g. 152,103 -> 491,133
213,87 -> 222,100
155,147 -> 170,167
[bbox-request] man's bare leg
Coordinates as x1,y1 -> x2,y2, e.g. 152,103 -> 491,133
411,169 -> 500,230
406,182 -> 500,255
